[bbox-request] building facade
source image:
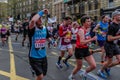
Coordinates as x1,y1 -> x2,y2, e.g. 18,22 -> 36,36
53,0 -> 64,23
7,0 -> 120,22
64,0 -> 120,21
102,0 -> 120,17
0,2 -> 7,22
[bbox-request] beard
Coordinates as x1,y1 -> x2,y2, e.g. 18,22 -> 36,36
116,17 -> 120,22
36,24 -> 43,29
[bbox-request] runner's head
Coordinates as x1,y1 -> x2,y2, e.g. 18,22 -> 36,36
43,9 -> 49,14
101,15 -> 109,23
81,16 -> 91,28
72,22 -> 79,28
112,10 -> 120,22
63,16 -> 72,26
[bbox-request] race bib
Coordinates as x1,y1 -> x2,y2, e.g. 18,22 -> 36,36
64,38 -> 70,43
2,32 -> 6,34
72,34 -> 76,40
102,32 -> 107,37
35,39 -> 46,48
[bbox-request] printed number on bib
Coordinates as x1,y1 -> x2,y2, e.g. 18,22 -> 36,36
64,38 -> 70,43
35,39 -> 46,48
72,34 -> 76,40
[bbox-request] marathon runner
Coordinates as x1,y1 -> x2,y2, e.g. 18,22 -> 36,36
93,15 -> 109,64
22,18 -> 29,46
56,16 -> 73,68
68,16 -> 96,80
97,10 -> 120,79
0,24 -> 7,46
28,9 -> 50,80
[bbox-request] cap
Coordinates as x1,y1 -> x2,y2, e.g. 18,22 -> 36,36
112,10 -> 120,18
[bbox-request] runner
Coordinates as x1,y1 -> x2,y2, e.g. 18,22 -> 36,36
71,22 -> 79,51
93,15 -> 109,64
6,23 -> 10,42
22,18 -> 29,46
29,9 -> 49,80
47,23 -> 53,48
56,16 -> 73,68
97,10 -> 120,79
0,24 -> 7,46
68,16 -> 96,80
14,22 -> 20,41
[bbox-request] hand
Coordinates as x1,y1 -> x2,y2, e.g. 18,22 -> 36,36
92,36 -> 97,41
29,20 -> 34,28
43,9 -> 49,14
67,29 -> 70,32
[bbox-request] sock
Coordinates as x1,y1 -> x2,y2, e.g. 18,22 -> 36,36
69,73 -> 74,78
58,56 -> 62,63
65,55 -> 72,62
83,71 -> 87,76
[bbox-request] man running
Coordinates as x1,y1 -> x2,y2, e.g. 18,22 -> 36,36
22,18 -> 29,46
47,23 -> 53,48
93,15 -> 109,64
97,10 -> 120,79
71,22 -> 79,51
56,16 -> 73,68
29,9 -> 49,80
68,16 -> 96,80
0,24 -> 7,46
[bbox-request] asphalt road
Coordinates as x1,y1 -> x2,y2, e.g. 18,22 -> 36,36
0,34 -> 120,80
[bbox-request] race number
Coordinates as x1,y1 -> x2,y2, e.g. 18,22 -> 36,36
35,39 -> 46,48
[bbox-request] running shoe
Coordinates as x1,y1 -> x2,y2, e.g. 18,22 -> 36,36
56,62 -> 63,69
105,68 -> 111,76
97,70 -> 107,79
68,74 -> 75,80
63,60 -> 69,67
81,73 -> 87,80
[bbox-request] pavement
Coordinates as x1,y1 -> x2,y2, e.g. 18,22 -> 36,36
0,34 -> 120,80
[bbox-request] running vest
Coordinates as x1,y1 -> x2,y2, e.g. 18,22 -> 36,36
30,27 -> 47,58
59,25 -> 72,45
1,28 -> 7,34
76,28 -> 91,48
71,28 -> 78,40
97,21 -> 108,41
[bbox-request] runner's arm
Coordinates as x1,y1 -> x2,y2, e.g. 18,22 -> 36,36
59,26 -> 67,37
29,9 -> 48,29
93,24 -> 100,33
107,25 -> 120,41
107,35 -> 120,41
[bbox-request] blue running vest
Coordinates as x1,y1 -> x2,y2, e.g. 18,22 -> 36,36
97,21 -> 108,41
30,27 -> 47,58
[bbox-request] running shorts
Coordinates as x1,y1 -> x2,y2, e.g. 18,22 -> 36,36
104,42 -> 120,58
74,47 -> 91,59
59,44 -> 72,51
29,57 -> 48,76
97,40 -> 105,47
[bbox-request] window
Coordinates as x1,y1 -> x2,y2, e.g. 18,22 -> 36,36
94,0 -> 98,9
80,3 -> 85,13
88,1 -> 92,10
109,0 -> 113,2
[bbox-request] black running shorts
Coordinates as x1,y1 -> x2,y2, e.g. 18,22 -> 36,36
104,42 -> 120,58
74,47 -> 91,59
71,40 -> 76,44
1,34 -> 6,38
29,57 -> 48,76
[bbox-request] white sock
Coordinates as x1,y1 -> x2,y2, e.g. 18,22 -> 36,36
83,71 -> 87,76
69,73 -> 74,77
